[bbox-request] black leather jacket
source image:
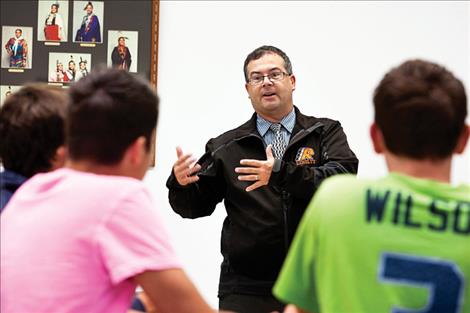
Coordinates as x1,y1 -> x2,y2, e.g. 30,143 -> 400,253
167,107 -> 359,296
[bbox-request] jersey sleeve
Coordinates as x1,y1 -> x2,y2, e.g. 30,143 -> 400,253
273,188 -> 324,312
96,186 -> 182,285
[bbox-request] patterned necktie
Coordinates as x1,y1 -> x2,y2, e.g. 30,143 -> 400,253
270,123 -> 286,159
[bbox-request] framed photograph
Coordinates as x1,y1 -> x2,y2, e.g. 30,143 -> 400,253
37,0 -> 69,42
1,26 -> 33,69
0,85 -> 21,106
48,52 -> 91,83
107,30 -> 138,73
72,1 -> 104,44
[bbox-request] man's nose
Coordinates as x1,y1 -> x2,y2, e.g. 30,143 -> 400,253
262,75 -> 274,86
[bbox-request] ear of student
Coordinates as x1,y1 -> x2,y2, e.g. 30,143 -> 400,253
454,124 -> 469,154
370,123 -> 385,154
50,145 -> 67,170
126,136 -> 147,165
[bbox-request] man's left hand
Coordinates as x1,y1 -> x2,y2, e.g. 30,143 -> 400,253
236,145 -> 275,192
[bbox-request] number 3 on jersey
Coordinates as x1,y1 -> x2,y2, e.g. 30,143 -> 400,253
379,253 -> 465,313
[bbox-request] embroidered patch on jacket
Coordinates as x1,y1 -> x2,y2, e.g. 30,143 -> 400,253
295,147 -> 316,165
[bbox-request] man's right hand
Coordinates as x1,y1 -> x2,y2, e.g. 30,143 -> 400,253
173,146 -> 201,186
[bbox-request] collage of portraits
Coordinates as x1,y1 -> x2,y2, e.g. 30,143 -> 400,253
1,0 -> 139,105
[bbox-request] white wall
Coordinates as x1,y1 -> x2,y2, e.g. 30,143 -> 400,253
145,1 -> 469,307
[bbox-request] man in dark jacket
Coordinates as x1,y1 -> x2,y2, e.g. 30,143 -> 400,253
167,45 -> 359,313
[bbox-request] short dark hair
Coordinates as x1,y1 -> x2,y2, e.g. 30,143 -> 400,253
243,45 -> 293,82
67,67 -> 158,164
0,84 -> 67,177
374,59 -> 467,159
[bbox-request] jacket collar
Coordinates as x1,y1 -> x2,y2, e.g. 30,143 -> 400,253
234,106 -> 323,140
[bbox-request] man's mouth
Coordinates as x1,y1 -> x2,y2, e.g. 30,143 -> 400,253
262,92 -> 276,98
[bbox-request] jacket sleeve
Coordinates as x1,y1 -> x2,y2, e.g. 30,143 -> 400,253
269,121 -> 358,200
166,140 -> 226,219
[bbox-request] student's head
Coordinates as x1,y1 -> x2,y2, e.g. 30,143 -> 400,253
67,67 -> 158,179
0,84 -> 68,177
372,59 -> 468,160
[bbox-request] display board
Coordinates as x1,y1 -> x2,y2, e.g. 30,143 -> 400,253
0,0 -> 159,94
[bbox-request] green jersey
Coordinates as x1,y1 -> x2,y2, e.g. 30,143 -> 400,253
273,173 -> 470,313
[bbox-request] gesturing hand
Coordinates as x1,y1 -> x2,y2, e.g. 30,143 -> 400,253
235,145 -> 275,192
173,146 -> 201,186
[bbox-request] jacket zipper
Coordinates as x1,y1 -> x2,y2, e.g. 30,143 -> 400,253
281,190 -> 289,252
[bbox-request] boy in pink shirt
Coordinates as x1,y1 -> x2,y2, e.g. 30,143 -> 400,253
1,68 -> 216,313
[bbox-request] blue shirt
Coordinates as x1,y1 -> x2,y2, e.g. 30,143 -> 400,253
0,170 -> 27,213
256,108 -> 296,148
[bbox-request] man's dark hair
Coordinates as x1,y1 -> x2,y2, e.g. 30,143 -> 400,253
374,59 -> 467,159
243,45 -> 293,82
0,84 -> 67,177
67,67 -> 158,164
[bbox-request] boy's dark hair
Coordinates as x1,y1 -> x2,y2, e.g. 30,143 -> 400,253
0,84 -> 67,177
243,45 -> 293,82
374,59 -> 467,159
67,67 -> 158,164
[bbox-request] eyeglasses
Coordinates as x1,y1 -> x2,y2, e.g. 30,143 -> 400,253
248,71 -> 289,85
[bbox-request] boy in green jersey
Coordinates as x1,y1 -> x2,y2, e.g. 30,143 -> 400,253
273,59 -> 470,313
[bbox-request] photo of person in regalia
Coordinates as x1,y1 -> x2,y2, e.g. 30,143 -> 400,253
74,1 -> 102,43
111,36 -> 131,71
0,85 -> 20,106
48,53 -> 91,83
107,30 -> 138,73
4,29 -> 28,68
49,60 -> 69,83
44,2 -> 65,41
76,57 -> 89,80
65,56 -> 76,82
37,1 -> 69,42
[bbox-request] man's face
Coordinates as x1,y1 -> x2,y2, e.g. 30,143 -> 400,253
15,30 -> 21,38
245,53 -> 296,122
86,5 -> 93,15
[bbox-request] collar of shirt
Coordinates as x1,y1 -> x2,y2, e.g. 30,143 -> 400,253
256,108 -> 296,137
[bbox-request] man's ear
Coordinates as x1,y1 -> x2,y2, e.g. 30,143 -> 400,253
50,145 -> 67,170
124,136 -> 147,165
370,123 -> 385,154
290,74 -> 296,91
454,124 -> 469,154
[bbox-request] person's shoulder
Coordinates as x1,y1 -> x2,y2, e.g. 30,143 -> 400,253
296,109 -> 340,129
318,174 -> 365,192
33,168 -> 145,194
314,174 -> 372,205
207,115 -> 255,147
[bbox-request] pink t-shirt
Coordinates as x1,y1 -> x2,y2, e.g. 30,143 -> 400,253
1,168 -> 181,313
